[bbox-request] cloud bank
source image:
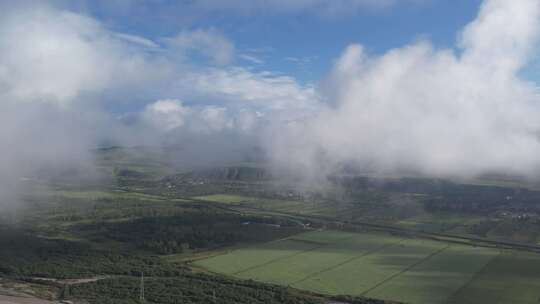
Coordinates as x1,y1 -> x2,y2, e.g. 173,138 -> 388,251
269,0 -> 540,179
0,1 -> 317,211
0,3 -> 170,210
2,0 -> 540,212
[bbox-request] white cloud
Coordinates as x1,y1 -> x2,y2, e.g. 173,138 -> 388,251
181,67 -> 320,114
235,110 -> 263,133
460,0 -> 540,75
0,5 -> 165,106
0,2 -> 321,209
143,99 -> 191,131
0,2 -> 320,207
3,0 -> 539,210
197,106 -> 234,133
0,8 -> 109,103
114,33 -> 160,49
269,0 -> 540,179
142,99 -> 266,136
0,3 -> 169,209
239,54 -> 264,65
164,28 -> 235,65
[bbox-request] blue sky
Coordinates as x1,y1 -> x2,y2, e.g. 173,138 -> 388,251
68,0 -> 487,83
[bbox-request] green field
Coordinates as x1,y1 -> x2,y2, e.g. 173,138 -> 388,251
192,194 -> 344,216
195,230 -> 540,304
193,194 -> 259,204
57,190 -> 169,202
448,251 -> 540,304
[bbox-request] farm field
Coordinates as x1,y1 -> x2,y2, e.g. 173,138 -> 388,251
448,251 -> 540,304
195,230 -> 540,304
192,194 -> 268,204
57,190 -> 169,202
192,193 -> 347,217
192,194 -> 306,208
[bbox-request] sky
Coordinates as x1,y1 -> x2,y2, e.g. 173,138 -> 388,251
68,0 -> 486,86
41,0 -> 539,113
1,0 -> 540,209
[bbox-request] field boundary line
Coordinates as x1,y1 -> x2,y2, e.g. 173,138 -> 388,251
191,230 -> 307,266
361,244 -> 452,296
232,235 -> 357,276
445,249 -> 502,304
291,238 -> 406,286
286,239 -> 328,246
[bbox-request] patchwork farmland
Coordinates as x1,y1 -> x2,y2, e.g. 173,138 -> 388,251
195,230 -> 540,304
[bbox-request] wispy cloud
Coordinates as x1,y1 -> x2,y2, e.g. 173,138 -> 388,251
285,56 -> 318,65
163,28 -> 235,65
240,54 -> 264,65
179,67 -> 320,114
114,33 -> 160,49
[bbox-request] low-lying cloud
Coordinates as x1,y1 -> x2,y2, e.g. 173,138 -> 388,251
268,0 -> 540,179
1,0 -> 540,211
0,3 -> 167,210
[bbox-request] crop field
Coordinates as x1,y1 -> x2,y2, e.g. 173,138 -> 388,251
193,194 -> 260,204
57,190 -> 169,202
448,251 -> 540,304
192,194 -> 347,217
195,230 -> 540,304
192,194 -> 307,210
396,214 -> 484,234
